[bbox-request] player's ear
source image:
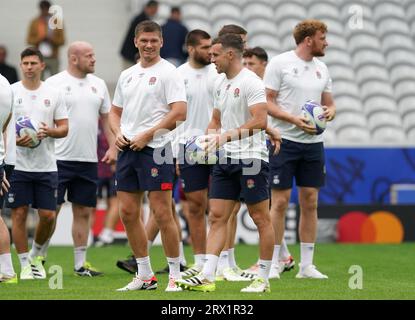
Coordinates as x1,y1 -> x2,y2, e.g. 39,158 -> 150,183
40,61 -> 46,71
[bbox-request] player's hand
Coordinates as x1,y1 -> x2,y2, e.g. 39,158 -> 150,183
101,145 -> 117,165
37,122 -> 49,140
295,116 -> 317,135
268,127 -> 282,155
16,135 -> 34,147
115,133 -> 130,151
203,134 -> 222,154
323,105 -> 335,121
129,131 -> 152,152
0,174 -> 10,196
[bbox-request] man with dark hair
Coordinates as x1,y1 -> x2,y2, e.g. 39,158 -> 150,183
169,29 -> 218,278
177,33 -> 280,293
120,0 -> 159,69
110,21 -> 187,292
243,47 -> 268,79
7,47 -> 68,281
160,6 -> 188,66
264,19 -> 335,279
0,46 -> 19,84
218,24 -> 248,43
27,1 -> 65,78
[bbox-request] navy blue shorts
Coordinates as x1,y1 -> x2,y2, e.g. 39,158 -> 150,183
269,139 -> 325,189
0,164 -> 14,208
6,170 -> 58,211
57,161 -> 98,207
97,176 -> 116,198
209,158 -> 269,205
116,145 -> 174,192
178,143 -> 211,193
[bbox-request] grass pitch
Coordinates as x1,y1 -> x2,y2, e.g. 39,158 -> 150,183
1,243 -> 414,300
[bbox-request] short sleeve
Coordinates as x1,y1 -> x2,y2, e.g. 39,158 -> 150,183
264,57 -> 282,91
112,75 -> 124,108
99,80 -> 111,114
54,91 -> 68,120
246,78 -> 267,108
164,69 -> 187,105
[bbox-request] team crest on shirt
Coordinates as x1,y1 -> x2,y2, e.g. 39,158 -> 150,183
316,70 -> 322,79
91,86 -> 97,94
234,88 -> 240,98
151,168 -> 159,177
149,77 -> 157,86
44,99 -> 51,107
247,179 -> 255,189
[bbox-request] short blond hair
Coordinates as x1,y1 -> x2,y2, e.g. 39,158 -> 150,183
293,19 -> 327,45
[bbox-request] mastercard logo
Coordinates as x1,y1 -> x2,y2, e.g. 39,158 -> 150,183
337,211 -> 404,243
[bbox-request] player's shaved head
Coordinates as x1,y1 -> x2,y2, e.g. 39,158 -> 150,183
67,41 -> 96,76
67,41 -> 93,58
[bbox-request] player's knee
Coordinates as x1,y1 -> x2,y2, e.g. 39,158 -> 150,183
12,210 -> 27,225
271,198 -> 289,215
250,211 -> 270,229
188,199 -> 205,217
119,204 -> 138,222
38,211 -> 56,224
208,209 -> 227,225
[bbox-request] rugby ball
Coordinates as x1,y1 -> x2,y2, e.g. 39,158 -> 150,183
301,100 -> 326,135
15,116 -> 41,148
185,135 -> 218,165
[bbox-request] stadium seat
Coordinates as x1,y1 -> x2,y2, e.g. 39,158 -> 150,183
274,3 -> 307,21
308,2 -> 340,20
242,3 -> 274,21
246,19 -> 278,37
334,112 -> 367,132
361,80 -> 395,101
364,96 -> 398,115
328,65 -> 355,82
335,96 -> 363,113
280,35 -> 296,51
367,111 -> 402,132
377,18 -> 411,37
355,65 -> 389,84
336,126 -> 371,144
323,126 -> 336,146
278,18 -> 303,39
373,1 -> 406,21
348,33 -> 382,52
395,80 -> 415,101
181,3 -> 209,20
326,33 -> 347,50
184,19 -> 212,35
340,2 -> 373,24
210,2 -> 242,21
212,18 -> 244,34
381,34 -> 414,53
389,65 -> 415,86
403,111 -> 415,131
332,80 -> 360,99
372,126 -> 407,144
385,49 -> 415,69
249,34 -> 280,53
321,48 -> 352,67
398,96 -> 415,117
407,127 -> 415,142
352,49 -> 386,69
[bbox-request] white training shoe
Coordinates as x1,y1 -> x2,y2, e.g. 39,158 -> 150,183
268,264 -> 281,279
30,256 -> 47,279
241,278 -> 271,293
165,277 -> 183,292
223,267 -> 256,282
296,264 -> 328,279
116,274 -> 158,291
20,264 -> 35,280
279,256 -> 295,273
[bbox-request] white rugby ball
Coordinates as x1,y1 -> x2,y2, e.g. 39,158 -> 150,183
301,100 -> 326,135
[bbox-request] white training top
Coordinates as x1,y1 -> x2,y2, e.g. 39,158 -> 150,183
214,68 -> 268,162
0,75 -> 13,164
264,50 -> 332,143
172,62 -> 219,156
11,81 -> 68,172
113,59 -> 187,148
46,71 -> 111,162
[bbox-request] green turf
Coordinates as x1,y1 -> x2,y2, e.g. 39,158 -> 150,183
1,243 -> 414,300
